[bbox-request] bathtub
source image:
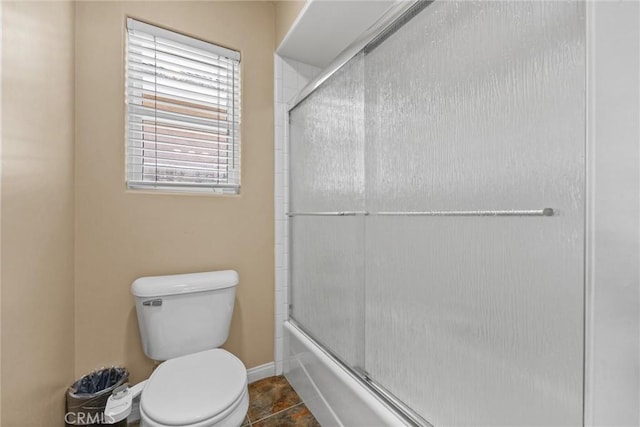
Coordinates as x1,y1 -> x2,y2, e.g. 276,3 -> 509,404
283,321 -> 412,426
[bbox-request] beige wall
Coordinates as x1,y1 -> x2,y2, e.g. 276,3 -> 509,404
1,1 -> 76,425
74,1 -> 275,384
275,0 -> 306,48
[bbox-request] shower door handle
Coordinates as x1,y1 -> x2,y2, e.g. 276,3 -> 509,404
287,209 -> 555,217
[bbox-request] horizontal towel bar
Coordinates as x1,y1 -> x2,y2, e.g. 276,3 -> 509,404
286,211 -> 368,217
287,208 -> 554,217
374,208 -> 554,217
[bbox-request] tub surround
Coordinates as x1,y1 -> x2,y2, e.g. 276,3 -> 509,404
273,55 -> 321,375
284,321 -> 408,426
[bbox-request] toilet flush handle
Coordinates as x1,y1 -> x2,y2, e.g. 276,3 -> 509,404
142,299 -> 162,307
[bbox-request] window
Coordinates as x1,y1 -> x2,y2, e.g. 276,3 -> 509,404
125,18 -> 241,194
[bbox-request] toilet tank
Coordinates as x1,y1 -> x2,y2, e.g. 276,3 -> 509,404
132,270 -> 238,361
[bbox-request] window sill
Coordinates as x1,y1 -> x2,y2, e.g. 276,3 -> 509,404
125,186 -> 241,197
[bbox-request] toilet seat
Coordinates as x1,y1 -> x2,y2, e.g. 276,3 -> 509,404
141,349 -> 248,426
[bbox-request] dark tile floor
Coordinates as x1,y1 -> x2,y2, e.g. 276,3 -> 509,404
243,376 -> 321,427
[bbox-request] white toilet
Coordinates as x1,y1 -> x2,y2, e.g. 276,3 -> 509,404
105,270 -> 248,427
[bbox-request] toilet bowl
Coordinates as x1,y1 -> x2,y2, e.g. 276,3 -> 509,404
104,271 -> 248,427
140,349 -> 248,427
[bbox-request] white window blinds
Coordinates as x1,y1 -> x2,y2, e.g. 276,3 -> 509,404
125,18 -> 241,193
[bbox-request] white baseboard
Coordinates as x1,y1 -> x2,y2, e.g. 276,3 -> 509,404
247,362 -> 276,384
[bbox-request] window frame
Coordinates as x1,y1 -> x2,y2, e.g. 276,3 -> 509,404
125,18 -> 241,195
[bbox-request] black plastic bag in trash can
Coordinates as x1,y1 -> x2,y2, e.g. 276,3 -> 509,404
65,367 -> 129,426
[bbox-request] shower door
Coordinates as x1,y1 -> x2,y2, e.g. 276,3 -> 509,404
289,1 -> 585,425
289,54 -> 366,369
363,1 -> 585,425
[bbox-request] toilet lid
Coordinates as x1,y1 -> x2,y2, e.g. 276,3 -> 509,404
142,349 -> 247,425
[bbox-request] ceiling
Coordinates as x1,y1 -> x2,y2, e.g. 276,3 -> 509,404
276,0 -> 397,68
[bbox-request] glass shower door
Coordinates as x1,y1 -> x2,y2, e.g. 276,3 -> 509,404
363,1 -> 585,425
289,54 -> 365,368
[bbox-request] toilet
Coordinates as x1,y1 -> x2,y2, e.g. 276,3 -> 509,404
105,270 -> 248,427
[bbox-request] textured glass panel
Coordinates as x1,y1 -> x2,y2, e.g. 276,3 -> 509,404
289,54 -> 365,367
364,1 -> 585,425
290,216 -> 364,367
289,54 -> 364,212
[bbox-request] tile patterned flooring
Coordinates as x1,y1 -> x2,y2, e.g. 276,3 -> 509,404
243,376 -> 320,427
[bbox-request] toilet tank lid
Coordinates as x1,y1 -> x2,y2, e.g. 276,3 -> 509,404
131,270 -> 238,297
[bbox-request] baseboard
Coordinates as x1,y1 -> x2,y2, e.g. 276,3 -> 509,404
247,361 -> 276,384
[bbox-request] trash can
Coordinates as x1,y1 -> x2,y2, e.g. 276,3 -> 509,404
65,367 -> 129,426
